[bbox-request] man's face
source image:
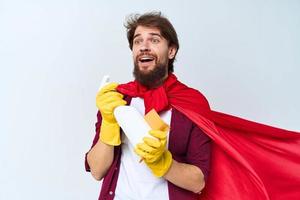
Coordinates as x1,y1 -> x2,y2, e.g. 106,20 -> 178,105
132,26 -> 176,88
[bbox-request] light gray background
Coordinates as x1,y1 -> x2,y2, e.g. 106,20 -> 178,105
0,0 -> 299,199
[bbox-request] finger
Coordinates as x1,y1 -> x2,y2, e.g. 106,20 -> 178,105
149,130 -> 167,140
97,92 -> 124,105
98,82 -> 119,95
134,147 -> 150,158
136,142 -> 156,153
143,137 -> 161,148
98,91 -> 123,100
97,92 -> 123,104
135,147 -> 157,163
101,100 -> 127,113
98,99 -> 126,109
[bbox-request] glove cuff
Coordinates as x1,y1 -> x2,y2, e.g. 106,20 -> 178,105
152,151 -> 173,177
100,120 -> 121,146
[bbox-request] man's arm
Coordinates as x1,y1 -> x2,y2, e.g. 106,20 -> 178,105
135,121 -> 211,193
163,160 -> 205,193
86,83 -> 126,181
135,129 -> 205,193
163,118 -> 211,193
87,140 -> 114,181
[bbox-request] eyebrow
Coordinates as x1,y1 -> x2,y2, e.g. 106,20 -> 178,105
133,33 -> 163,40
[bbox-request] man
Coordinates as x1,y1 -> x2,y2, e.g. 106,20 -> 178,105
85,12 -> 212,200
86,11 -> 300,200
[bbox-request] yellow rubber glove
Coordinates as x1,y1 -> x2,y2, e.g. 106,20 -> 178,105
96,83 -> 127,146
134,130 -> 173,177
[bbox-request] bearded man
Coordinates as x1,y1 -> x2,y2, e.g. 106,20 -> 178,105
85,12 -> 300,200
85,12 -> 211,200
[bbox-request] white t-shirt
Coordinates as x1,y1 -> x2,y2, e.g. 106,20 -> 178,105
114,97 -> 171,200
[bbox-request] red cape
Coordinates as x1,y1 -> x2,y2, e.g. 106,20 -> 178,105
117,73 -> 300,200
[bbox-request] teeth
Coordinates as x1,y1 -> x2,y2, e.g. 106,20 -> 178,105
139,56 -> 154,62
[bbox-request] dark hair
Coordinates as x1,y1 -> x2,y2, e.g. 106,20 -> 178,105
124,11 -> 179,72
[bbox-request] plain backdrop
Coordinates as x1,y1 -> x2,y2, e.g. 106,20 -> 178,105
0,0 -> 299,199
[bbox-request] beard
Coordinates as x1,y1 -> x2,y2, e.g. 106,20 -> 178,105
133,60 -> 168,89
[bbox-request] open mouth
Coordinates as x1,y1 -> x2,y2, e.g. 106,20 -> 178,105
138,55 -> 155,64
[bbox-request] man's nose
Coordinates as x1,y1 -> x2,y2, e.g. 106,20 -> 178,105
139,41 -> 150,52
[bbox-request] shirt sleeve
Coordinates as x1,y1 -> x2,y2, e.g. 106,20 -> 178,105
185,123 -> 212,182
84,111 -> 102,172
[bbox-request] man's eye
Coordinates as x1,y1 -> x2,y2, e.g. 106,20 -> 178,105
134,39 -> 141,45
152,38 -> 160,43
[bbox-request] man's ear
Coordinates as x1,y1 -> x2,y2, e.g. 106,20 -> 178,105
168,45 -> 177,59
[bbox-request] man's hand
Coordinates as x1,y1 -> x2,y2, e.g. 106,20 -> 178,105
96,83 -> 126,146
134,129 -> 172,177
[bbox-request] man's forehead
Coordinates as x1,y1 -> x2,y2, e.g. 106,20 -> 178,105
134,26 -> 162,38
